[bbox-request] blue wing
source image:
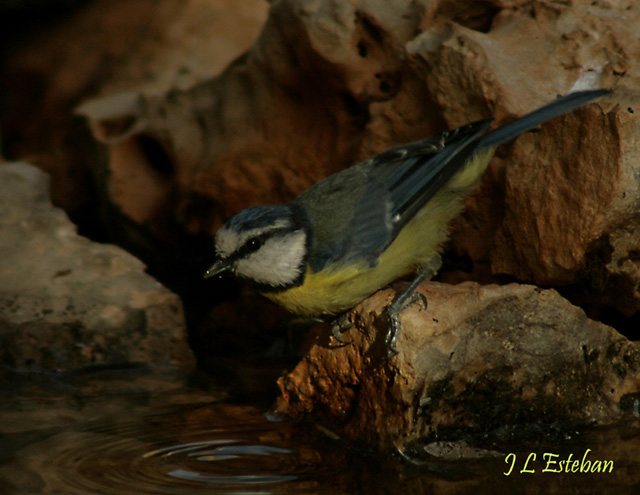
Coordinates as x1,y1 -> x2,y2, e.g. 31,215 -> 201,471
303,89 -> 610,271
346,119 -> 493,263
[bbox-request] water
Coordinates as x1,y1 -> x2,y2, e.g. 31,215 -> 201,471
1,366 -> 639,495
0,366 -> 369,495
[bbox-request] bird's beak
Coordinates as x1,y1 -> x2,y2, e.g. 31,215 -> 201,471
203,259 -> 231,279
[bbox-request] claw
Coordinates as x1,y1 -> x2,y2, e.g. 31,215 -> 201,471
410,291 -> 428,312
385,290 -> 428,356
384,257 -> 439,357
329,313 -> 353,346
385,312 -> 401,357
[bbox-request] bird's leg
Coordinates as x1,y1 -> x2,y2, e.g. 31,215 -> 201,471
386,255 -> 442,355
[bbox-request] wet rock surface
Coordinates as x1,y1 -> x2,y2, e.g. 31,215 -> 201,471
0,162 -> 193,371
275,282 -> 640,452
1,365 -> 639,494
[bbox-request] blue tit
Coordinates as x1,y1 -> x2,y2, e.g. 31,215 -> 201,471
205,89 -> 610,328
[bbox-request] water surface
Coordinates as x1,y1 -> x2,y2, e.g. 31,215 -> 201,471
1,366 -> 638,494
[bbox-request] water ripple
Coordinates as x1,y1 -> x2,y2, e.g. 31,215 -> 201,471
7,404 -> 349,495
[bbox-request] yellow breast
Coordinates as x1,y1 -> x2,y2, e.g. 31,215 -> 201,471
265,150 -> 496,316
263,190 -> 459,315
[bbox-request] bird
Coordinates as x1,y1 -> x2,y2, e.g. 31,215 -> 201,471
204,89 -> 610,350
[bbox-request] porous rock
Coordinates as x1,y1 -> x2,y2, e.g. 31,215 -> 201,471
0,162 -> 194,371
74,0 -> 640,317
275,282 -> 640,452
2,0 -> 268,215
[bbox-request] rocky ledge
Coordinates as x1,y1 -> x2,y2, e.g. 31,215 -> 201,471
0,162 -> 193,371
275,282 -> 640,454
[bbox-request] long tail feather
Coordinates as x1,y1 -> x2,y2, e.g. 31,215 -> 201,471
478,89 -> 611,149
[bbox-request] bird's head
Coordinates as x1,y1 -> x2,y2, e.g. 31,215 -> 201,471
205,204 -> 310,290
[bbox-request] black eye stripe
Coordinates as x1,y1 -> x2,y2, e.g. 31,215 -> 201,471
227,228 -> 294,263
240,233 -> 271,254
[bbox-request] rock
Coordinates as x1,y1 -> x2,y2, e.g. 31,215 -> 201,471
274,282 -> 640,453
450,89 -> 640,316
1,0 -> 268,215
0,162 -> 194,371
73,0 -> 640,318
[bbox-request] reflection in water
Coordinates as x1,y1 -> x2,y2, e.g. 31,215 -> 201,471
1,366 -> 639,495
0,367 -> 364,495
24,408 -> 333,494
147,441 -> 299,484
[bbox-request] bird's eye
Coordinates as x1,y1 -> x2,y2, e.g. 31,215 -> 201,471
246,238 -> 263,252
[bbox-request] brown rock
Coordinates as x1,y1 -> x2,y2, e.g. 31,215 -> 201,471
72,0 -> 640,317
452,89 -> 640,315
275,282 -> 640,452
0,162 -> 194,371
1,0 -> 268,214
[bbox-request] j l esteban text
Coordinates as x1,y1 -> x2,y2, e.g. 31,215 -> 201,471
503,449 -> 613,476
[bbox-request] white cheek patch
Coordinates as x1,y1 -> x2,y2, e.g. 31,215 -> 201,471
234,230 -> 307,287
215,227 -> 241,258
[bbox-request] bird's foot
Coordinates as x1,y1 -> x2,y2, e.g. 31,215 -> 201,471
385,290 -> 428,357
329,312 -> 353,347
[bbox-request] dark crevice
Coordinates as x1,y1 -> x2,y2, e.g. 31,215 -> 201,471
436,1 -> 501,33
341,92 -> 370,120
355,12 -> 385,47
136,134 -> 175,177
